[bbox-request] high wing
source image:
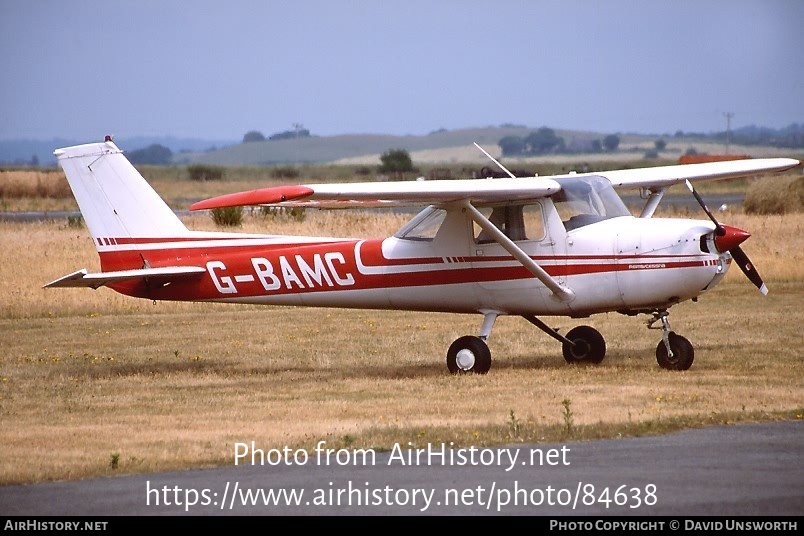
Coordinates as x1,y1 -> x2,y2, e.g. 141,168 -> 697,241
592,157 -> 799,220
189,158 -> 798,210
43,266 -> 206,290
190,177 -> 562,210
596,158 -> 800,190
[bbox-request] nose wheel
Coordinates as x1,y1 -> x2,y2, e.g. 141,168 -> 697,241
648,311 -> 694,370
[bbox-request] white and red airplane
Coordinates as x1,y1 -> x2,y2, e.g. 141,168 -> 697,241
45,139 -> 799,373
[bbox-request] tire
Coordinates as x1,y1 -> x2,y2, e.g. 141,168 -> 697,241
446,336 -> 492,374
562,325 -> 606,364
656,332 -> 694,371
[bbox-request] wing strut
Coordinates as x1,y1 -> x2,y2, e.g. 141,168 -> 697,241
463,201 -> 574,302
638,187 -> 667,218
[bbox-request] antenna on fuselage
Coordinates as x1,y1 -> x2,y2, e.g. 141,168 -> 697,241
473,142 -> 517,179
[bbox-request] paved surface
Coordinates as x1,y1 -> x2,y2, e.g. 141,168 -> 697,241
1,421 -> 801,516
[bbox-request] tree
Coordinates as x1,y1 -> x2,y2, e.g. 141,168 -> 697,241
602,134 -> 620,152
127,144 -> 173,165
524,128 -> 565,154
269,129 -> 310,140
654,139 -> 667,151
242,130 -> 266,143
379,148 -> 414,174
498,136 -> 525,156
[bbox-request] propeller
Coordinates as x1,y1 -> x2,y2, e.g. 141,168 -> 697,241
684,180 -> 768,295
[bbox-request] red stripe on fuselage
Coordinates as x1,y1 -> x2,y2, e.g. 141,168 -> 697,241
96,236 -> 716,301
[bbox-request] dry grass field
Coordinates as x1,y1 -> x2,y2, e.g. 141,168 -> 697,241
1,203 -> 802,486
2,158 -> 803,486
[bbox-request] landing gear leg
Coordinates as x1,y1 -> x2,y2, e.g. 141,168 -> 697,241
478,312 -> 497,343
647,310 -> 694,371
446,313 -> 496,374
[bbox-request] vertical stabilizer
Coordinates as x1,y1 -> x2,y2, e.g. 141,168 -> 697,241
54,140 -> 189,242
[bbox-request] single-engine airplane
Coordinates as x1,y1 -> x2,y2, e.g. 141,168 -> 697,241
45,139 -> 799,373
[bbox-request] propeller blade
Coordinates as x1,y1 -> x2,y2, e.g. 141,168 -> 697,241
684,180 -> 767,295
685,180 -> 724,235
730,245 -> 768,296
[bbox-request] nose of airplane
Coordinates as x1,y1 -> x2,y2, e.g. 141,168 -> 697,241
714,225 -> 751,254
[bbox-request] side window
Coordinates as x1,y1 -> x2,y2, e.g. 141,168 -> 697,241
474,203 -> 544,243
522,203 -> 545,241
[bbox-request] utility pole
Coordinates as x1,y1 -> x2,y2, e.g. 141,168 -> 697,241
723,112 -> 734,154
292,123 -> 303,166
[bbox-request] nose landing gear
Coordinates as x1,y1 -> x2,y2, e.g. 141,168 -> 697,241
647,310 -> 694,371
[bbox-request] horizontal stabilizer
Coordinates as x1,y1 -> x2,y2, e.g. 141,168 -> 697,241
43,266 -> 207,290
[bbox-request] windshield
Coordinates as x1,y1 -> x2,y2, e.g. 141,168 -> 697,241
395,206 -> 446,241
552,176 -> 630,230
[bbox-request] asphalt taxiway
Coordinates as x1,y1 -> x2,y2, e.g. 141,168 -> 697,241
1,420 -> 800,516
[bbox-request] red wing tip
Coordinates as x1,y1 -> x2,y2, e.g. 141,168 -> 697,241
190,186 -> 314,210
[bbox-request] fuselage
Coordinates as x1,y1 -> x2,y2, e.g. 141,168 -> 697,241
103,208 -> 730,318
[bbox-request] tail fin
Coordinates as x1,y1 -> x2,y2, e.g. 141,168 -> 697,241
45,139 -> 213,291
54,139 -> 189,243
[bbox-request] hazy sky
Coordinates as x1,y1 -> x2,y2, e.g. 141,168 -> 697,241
2,0 -> 802,142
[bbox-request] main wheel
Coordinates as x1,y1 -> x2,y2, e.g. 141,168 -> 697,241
562,325 -> 606,364
656,332 -> 694,370
446,335 -> 491,374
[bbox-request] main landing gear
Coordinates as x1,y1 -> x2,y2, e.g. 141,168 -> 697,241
522,314 -> 606,364
446,313 -> 496,374
446,312 -> 609,374
561,325 -> 606,364
445,309 -> 694,374
446,335 -> 491,374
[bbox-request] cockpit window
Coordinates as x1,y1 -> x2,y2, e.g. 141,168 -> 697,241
395,207 -> 446,241
552,176 -> 630,231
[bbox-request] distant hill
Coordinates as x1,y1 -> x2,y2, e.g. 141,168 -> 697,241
172,126 -> 607,166
173,125 -> 803,167
2,123 -> 800,167
0,136 -> 237,167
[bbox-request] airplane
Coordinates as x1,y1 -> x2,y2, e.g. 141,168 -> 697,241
44,138 -> 799,374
